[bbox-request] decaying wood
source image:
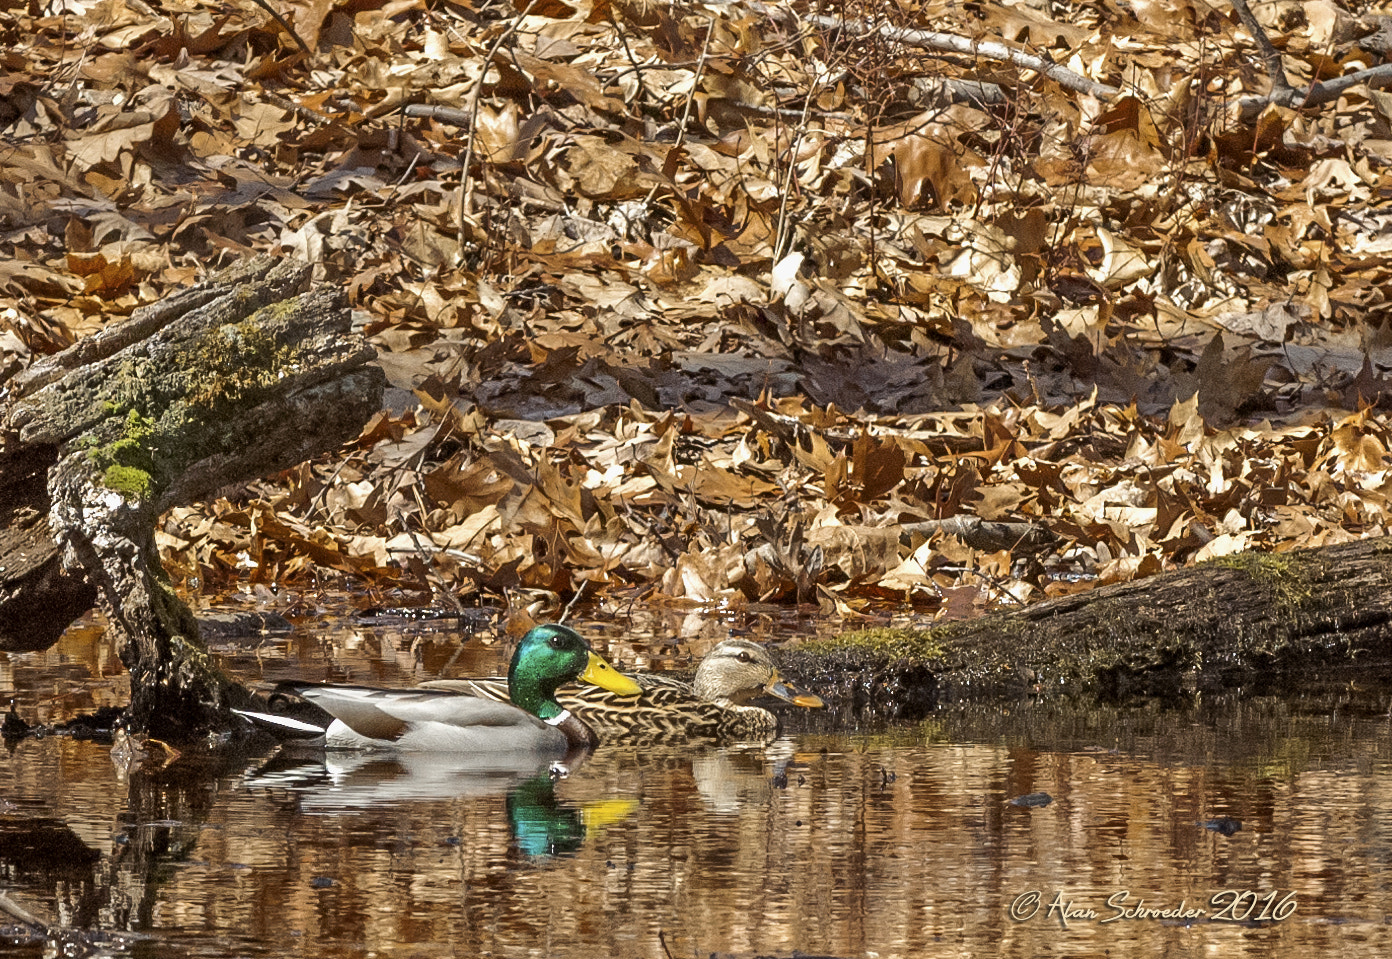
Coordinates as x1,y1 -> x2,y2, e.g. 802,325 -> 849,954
784,536 -> 1392,717
0,443 -> 97,652
0,255 -> 384,740
898,517 -> 1055,553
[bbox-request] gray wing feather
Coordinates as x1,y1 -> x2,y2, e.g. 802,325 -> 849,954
288,684 -> 563,752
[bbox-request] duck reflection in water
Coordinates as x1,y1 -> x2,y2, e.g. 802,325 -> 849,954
241,750 -> 637,859
508,773 -> 635,859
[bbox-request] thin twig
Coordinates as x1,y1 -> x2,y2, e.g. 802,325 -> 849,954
261,91 -> 341,131
1227,0 -> 1392,119
0,892 -> 49,933
457,0 -> 541,256
609,8 -> 655,107
405,104 -> 472,127
772,73 -> 822,264
1300,63 -> 1392,102
558,579 -> 588,624
245,0 -> 312,55
410,477 -> 470,617
1228,0 -> 1293,98
305,456 -> 352,524
817,13 -> 1118,99
1237,61 -> 1392,117
642,15 -> 715,210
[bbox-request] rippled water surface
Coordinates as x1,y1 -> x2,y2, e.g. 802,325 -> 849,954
3,609 -> 1392,958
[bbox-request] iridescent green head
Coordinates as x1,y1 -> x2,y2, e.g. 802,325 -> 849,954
507,624 -> 641,720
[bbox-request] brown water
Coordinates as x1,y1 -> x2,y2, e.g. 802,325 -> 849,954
4,610 -> 1392,958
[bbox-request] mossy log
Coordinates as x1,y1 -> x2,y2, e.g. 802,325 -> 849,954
0,256 -> 384,740
783,536 -> 1392,719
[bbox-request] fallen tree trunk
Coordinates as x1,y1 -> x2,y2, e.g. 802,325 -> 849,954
783,536 -> 1392,719
0,256 -> 384,741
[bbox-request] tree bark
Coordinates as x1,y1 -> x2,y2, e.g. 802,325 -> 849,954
0,255 -> 384,741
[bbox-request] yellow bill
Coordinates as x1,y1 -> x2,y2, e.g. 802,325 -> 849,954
579,651 -> 642,696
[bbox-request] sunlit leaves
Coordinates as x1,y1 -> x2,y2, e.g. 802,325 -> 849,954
5,0 -> 1392,624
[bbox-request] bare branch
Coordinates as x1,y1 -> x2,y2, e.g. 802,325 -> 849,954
1238,62 -> 1392,118
1225,0 -> 1392,119
1228,0 -> 1294,97
737,3 -> 1121,100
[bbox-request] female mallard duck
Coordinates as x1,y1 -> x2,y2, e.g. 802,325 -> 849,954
234,623 -> 641,754
427,638 -> 823,742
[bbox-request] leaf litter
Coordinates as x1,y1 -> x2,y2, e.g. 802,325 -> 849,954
4,0 -> 1392,624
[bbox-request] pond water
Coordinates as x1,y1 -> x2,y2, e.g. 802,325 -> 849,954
3,608 -> 1392,958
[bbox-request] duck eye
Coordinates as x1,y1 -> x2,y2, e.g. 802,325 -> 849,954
737,652 -> 754,663
549,636 -> 565,649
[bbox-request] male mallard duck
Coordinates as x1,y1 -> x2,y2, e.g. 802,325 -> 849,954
426,638 -> 823,742
234,623 -> 641,754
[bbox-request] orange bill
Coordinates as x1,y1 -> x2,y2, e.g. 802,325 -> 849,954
765,671 -> 825,708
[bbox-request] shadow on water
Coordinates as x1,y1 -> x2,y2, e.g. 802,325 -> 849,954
3,611 -> 1392,957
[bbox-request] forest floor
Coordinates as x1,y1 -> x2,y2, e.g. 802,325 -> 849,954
4,0 -> 1392,633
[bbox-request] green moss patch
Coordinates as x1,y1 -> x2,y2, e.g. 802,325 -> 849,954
1207,550 -> 1313,614
801,627 -> 946,664
85,409 -> 158,502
